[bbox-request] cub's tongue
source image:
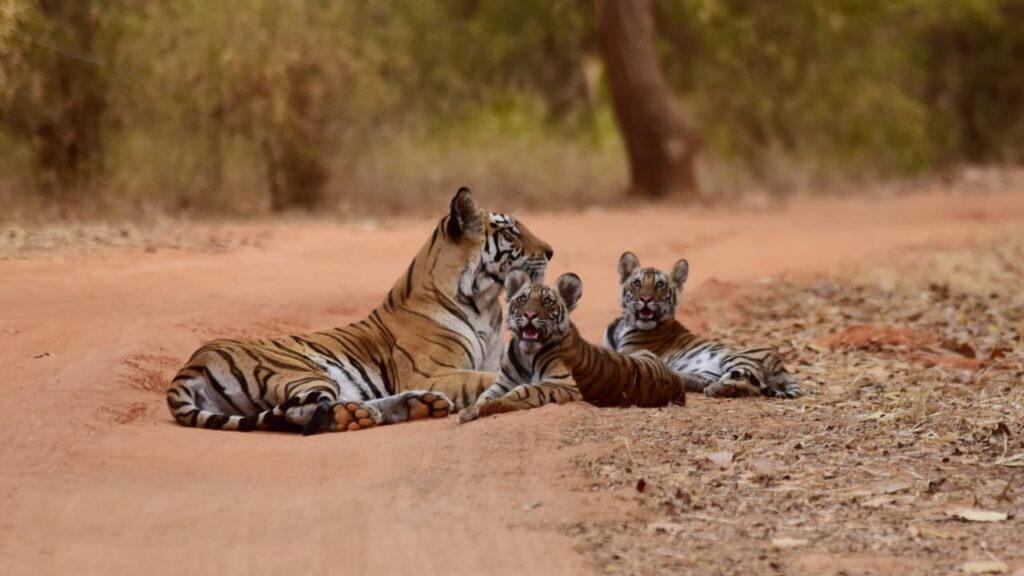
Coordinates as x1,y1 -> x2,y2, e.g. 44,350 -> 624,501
639,309 -> 655,320
522,325 -> 540,340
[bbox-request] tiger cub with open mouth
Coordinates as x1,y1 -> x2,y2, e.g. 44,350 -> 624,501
458,270 -> 686,422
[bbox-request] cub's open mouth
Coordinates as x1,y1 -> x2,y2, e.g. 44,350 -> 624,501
521,325 -> 541,341
637,308 -> 655,320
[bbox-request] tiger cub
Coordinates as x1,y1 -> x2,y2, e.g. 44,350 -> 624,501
458,270 -> 686,422
604,252 -> 802,399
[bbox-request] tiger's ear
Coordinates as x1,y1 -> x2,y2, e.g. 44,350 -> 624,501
504,269 -> 531,299
671,258 -> 689,289
556,273 -> 583,312
447,187 -> 483,239
618,252 -> 640,284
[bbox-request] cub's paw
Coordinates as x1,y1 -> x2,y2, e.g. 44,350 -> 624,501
458,399 -> 516,423
333,401 -> 382,432
477,398 -> 517,417
764,380 -> 803,399
704,377 -> 743,398
406,392 -> 452,421
457,404 -> 481,424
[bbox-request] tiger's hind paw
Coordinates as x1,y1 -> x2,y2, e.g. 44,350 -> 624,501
406,392 -> 452,421
332,401 -> 382,432
301,400 -> 335,436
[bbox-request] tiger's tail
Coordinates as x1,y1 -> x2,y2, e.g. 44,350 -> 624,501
166,376 -> 299,432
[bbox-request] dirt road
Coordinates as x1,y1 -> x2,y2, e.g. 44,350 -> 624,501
2,190 -> 1023,575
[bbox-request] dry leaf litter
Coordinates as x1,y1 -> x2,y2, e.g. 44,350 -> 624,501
564,235 -> 1024,575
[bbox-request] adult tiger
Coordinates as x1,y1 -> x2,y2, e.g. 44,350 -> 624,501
458,270 -> 686,422
166,187 -> 553,434
604,252 -> 802,398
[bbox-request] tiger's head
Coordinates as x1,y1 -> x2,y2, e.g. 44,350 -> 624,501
616,252 -> 689,331
444,187 -> 553,298
503,269 -> 582,354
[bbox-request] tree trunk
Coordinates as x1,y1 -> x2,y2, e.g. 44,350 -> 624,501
596,0 -> 699,199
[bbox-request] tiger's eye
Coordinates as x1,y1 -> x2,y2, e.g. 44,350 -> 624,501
543,297 -> 555,307
656,281 -> 666,290
631,279 -> 641,288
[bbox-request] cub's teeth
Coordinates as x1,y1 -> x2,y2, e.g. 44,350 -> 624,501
522,325 -> 540,340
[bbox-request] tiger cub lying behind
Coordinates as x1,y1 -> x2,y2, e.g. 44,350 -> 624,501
458,270 -> 686,422
604,252 -> 802,398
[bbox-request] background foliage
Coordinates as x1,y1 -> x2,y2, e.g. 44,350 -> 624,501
1,0 -> 1022,217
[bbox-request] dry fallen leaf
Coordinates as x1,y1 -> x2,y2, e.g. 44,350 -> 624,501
860,410 -> 886,422
861,495 -> 896,509
770,538 -> 808,549
946,509 -> 1009,522
880,480 -> 913,494
750,457 -> 778,474
917,525 -> 954,539
959,560 -> 1008,574
866,366 -> 892,381
707,451 -> 734,469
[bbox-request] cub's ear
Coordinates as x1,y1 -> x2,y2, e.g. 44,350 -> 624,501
671,258 -> 689,289
447,187 -> 484,239
556,273 -> 583,312
618,252 -> 640,284
504,269 -> 531,299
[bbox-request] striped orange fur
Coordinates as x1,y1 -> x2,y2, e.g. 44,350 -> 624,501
459,270 -> 686,422
604,252 -> 802,399
166,187 -> 554,434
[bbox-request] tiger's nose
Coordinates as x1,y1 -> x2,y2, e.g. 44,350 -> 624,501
543,247 -> 554,261
641,297 -> 653,304
524,311 -> 537,320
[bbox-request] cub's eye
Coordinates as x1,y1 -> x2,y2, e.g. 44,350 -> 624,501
543,296 -> 555,307
655,280 -> 666,290
516,295 -> 527,304
631,279 -> 641,289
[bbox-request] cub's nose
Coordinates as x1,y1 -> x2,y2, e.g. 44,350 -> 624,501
524,311 -> 538,320
641,297 -> 653,304
543,247 -> 554,261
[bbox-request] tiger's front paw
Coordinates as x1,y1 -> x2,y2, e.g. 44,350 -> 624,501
457,404 -> 481,424
406,392 -> 452,421
457,399 -> 516,423
478,398 -> 518,417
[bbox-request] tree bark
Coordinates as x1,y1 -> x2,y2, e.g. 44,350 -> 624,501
596,0 -> 699,199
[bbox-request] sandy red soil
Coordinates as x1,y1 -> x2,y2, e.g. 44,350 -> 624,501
2,190 -> 1023,575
